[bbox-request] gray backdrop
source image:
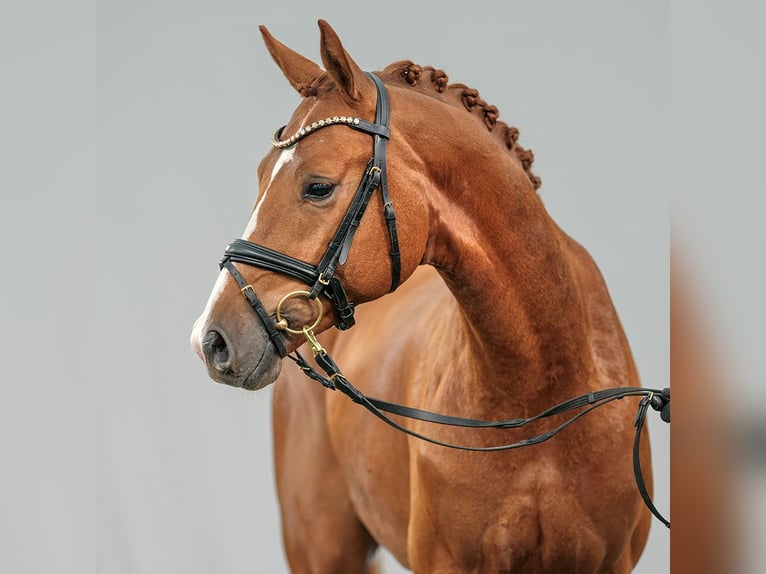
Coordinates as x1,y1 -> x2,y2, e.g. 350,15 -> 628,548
3,0 -> 708,571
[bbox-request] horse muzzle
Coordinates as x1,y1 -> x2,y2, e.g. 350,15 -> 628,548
192,316 -> 283,391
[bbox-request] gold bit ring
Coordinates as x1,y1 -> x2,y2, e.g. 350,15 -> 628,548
274,290 -> 324,335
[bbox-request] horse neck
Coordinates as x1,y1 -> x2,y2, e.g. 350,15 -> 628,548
419,132 -> 593,402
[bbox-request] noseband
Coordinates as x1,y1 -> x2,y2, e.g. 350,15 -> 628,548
219,72 -> 399,357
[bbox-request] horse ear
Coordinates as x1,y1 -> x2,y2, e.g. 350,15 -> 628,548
259,25 -> 323,97
317,19 -> 372,103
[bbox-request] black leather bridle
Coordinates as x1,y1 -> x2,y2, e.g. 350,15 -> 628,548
220,72 -> 399,358
214,71 -> 670,529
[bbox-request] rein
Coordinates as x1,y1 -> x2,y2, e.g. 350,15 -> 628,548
289,342 -> 670,529
218,72 -> 671,529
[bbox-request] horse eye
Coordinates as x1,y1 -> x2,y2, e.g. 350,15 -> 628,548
304,182 -> 335,200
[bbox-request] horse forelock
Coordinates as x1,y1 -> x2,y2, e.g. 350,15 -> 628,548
379,60 -> 542,191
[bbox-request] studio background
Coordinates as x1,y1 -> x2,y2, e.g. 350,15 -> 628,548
1,1 -> 685,572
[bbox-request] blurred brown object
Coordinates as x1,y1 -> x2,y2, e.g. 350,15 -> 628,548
671,250 -> 738,574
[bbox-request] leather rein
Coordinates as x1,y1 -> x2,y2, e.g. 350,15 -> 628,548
217,72 -> 670,529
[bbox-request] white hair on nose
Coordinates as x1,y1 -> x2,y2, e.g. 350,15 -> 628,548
191,145 -> 297,351
242,146 -> 296,238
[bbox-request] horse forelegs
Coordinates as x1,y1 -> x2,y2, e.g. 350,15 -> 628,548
273,371 -> 377,573
278,483 -> 378,574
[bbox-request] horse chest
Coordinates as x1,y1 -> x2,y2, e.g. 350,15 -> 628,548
324,389 -> 412,561
405,451 -> 612,572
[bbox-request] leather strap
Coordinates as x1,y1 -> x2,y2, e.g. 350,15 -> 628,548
634,389 -> 671,528
222,239 -> 356,330
369,72 -> 401,291
224,239 -> 318,285
219,259 -> 287,357
312,158 -> 382,293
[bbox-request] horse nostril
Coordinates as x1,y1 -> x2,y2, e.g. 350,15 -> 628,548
202,330 -> 232,373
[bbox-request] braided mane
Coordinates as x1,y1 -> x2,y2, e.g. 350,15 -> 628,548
380,61 -> 541,191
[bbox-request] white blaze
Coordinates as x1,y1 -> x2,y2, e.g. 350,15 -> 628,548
242,146 -> 296,238
190,268 -> 231,355
192,146 -> 297,352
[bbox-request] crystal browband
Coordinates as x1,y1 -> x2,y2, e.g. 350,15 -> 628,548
271,116 -> 363,149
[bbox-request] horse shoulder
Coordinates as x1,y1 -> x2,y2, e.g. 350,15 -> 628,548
319,265 -> 450,567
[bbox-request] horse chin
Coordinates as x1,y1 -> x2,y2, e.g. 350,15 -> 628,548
204,342 -> 283,391
242,350 -> 282,391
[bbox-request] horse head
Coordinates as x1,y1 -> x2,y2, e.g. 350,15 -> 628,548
191,21 -> 430,390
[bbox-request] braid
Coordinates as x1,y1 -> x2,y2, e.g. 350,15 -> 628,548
514,145 -> 541,189
401,62 -> 450,93
383,61 -> 541,191
504,125 -> 520,147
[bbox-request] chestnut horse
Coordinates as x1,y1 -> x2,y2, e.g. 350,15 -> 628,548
191,20 -> 653,573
